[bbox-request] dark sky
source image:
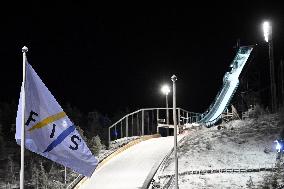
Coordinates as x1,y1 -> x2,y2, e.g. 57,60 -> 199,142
1,2 -> 284,116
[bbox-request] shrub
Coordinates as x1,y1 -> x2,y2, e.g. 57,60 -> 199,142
89,135 -> 102,156
271,174 -> 279,189
279,106 -> 284,139
260,171 -> 281,189
249,104 -> 265,118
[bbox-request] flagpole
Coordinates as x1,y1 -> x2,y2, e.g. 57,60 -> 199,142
20,46 -> 28,189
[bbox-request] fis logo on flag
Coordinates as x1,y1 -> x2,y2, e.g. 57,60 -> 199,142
15,62 -> 98,177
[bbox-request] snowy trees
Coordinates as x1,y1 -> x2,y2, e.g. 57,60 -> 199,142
30,160 -> 66,189
5,156 -> 16,184
279,107 -> 284,139
0,102 -> 17,139
64,103 -> 111,146
0,124 -> 4,157
89,135 -> 102,156
260,173 -> 280,189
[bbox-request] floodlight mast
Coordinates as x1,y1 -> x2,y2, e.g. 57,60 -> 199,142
263,21 -> 276,112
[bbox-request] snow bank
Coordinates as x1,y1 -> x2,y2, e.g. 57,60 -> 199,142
97,136 -> 141,161
156,113 -> 282,188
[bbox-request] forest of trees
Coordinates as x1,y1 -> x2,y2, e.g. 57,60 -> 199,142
0,101 -> 126,188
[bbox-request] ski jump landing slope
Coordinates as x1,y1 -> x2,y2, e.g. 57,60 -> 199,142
199,46 -> 253,127
79,135 -> 184,189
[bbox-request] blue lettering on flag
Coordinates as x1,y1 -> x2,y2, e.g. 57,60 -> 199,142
43,125 -> 75,153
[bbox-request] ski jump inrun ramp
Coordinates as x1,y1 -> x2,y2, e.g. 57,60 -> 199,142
199,46 -> 253,127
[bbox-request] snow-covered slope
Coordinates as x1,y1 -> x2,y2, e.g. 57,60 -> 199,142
155,113 -> 282,188
80,135 -> 184,189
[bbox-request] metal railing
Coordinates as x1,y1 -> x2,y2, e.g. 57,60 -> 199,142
108,108 -> 201,144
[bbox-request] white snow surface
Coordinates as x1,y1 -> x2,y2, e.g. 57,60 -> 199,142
80,135 -> 184,189
155,113 -> 282,188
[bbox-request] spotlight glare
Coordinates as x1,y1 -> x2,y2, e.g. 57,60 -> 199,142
263,21 -> 271,42
161,85 -> 170,95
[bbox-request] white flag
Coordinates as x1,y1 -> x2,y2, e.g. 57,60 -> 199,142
15,62 -> 98,177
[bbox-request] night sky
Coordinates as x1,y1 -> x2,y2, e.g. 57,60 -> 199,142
1,3 -> 284,116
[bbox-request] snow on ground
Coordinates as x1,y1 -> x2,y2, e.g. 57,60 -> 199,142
157,113 -> 282,188
178,172 -> 268,188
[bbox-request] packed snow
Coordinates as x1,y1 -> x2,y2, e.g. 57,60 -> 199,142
153,113 -> 283,188
79,135 -> 184,189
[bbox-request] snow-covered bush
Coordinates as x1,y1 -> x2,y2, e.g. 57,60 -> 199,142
249,104 -> 265,118
259,168 -> 282,189
271,173 -> 279,188
261,174 -> 271,189
89,135 -> 102,156
279,106 -> 284,139
109,136 -> 140,149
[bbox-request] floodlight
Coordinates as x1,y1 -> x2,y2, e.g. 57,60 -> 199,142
263,21 -> 271,42
161,85 -> 170,95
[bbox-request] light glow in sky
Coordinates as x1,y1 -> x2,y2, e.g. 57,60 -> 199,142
263,21 -> 271,42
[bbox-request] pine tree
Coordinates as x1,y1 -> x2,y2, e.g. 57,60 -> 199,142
0,124 -> 4,158
6,155 -> 16,184
39,161 -> 48,189
271,172 -> 279,189
89,135 -> 102,156
31,164 -> 40,189
64,103 -> 84,128
261,174 -> 271,189
76,125 -> 88,142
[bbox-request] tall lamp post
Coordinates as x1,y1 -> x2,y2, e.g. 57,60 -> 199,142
171,75 -> 178,189
263,21 -> 277,112
161,84 -> 170,125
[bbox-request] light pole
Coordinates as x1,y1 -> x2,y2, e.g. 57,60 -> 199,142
171,75 -> 178,189
161,84 -> 170,125
263,21 -> 277,112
